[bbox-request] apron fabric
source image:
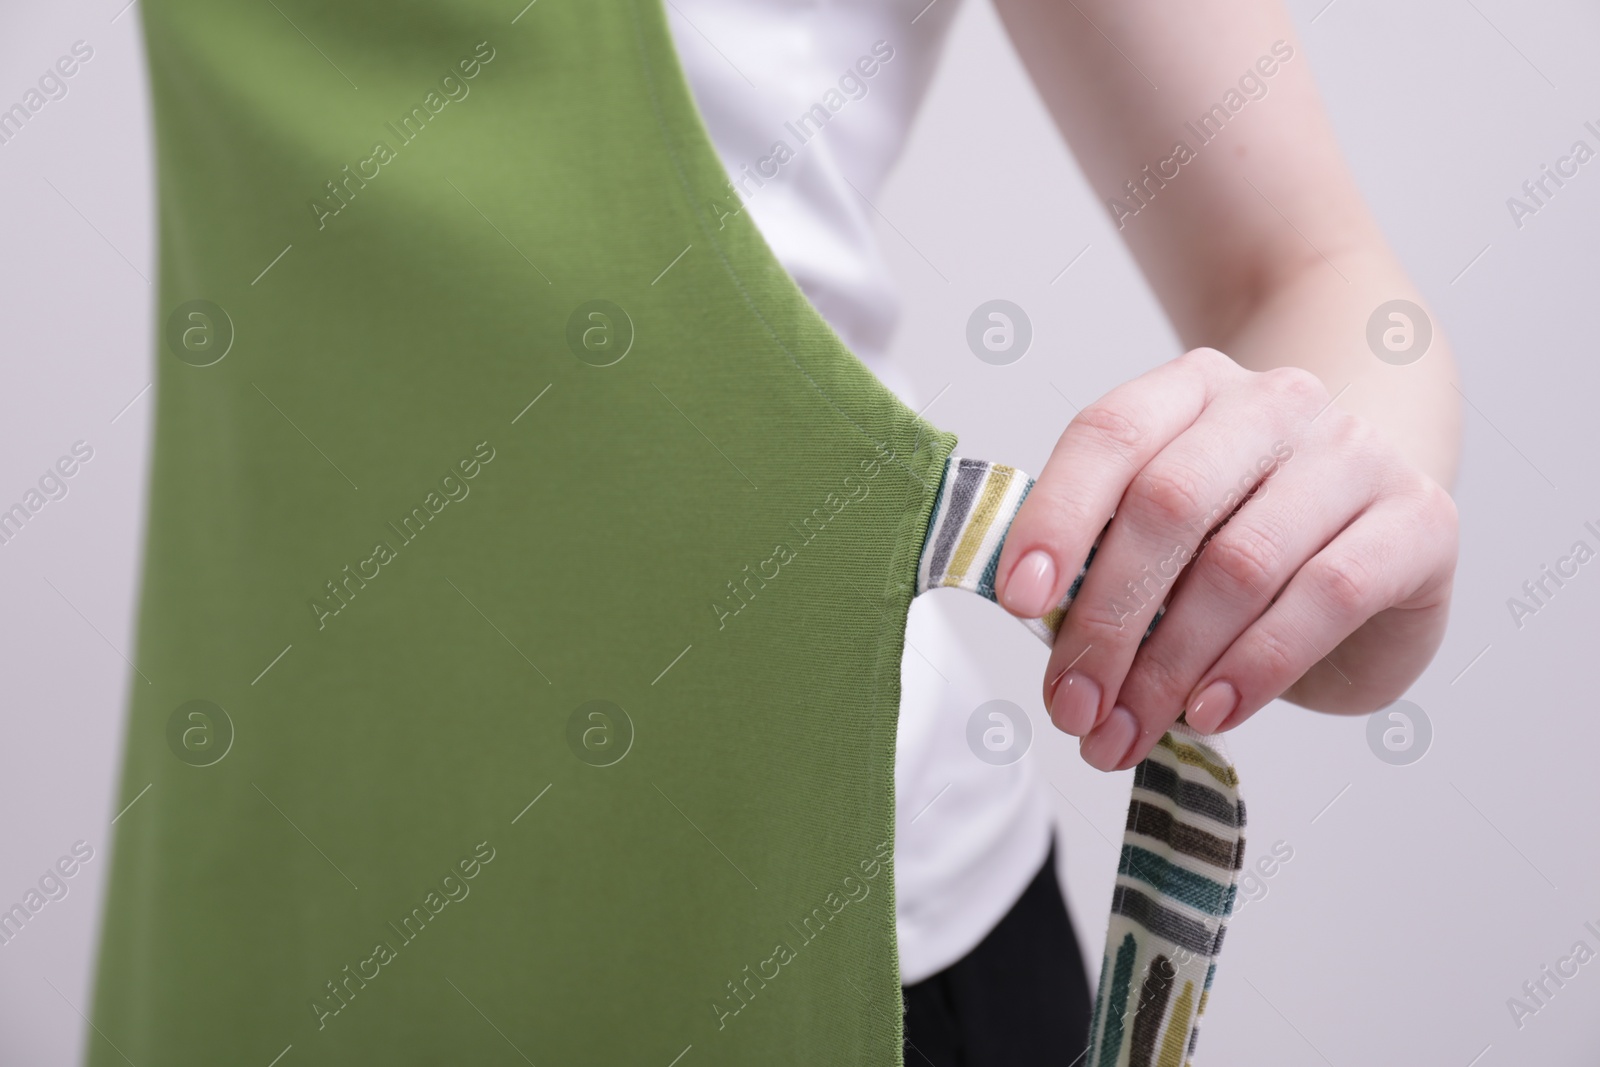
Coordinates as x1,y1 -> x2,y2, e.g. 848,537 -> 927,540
91,3 -> 1241,1064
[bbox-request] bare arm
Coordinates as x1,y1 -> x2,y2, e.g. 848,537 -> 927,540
986,0 -> 1462,769
993,0 -> 1460,485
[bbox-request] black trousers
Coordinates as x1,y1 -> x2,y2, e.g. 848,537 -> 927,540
902,843 -> 1093,1066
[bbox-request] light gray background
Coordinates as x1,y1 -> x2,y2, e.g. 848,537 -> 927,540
2,0 -> 1597,1063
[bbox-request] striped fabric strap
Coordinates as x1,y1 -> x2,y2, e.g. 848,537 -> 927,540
916,456 -> 1246,1067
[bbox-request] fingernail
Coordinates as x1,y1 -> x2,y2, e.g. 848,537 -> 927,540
1081,705 -> 1138,772
1187,680 -> 1239,734
1002,550 -> 1057,617
1049,670 -> 1102,736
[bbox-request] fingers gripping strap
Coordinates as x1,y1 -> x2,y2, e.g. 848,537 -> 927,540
915,456 -> 1246,1067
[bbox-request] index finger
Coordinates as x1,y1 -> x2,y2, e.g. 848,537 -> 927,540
995,348 -> 1235,626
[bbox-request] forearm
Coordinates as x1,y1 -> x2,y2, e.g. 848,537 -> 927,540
993,0 -> 1462,488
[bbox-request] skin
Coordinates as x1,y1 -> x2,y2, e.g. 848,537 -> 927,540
988,0 -> 1463,771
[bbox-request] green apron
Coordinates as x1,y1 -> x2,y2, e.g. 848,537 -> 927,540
97,1 -> 949,1063
93,2 -> 1242,1064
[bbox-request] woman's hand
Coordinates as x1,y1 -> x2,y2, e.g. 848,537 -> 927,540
994,347 -> 1459,772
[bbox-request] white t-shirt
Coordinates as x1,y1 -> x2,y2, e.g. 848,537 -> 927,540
666,0 -> 1053,984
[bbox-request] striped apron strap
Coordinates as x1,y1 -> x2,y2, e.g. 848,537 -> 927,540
916,455 -> 1246,1067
